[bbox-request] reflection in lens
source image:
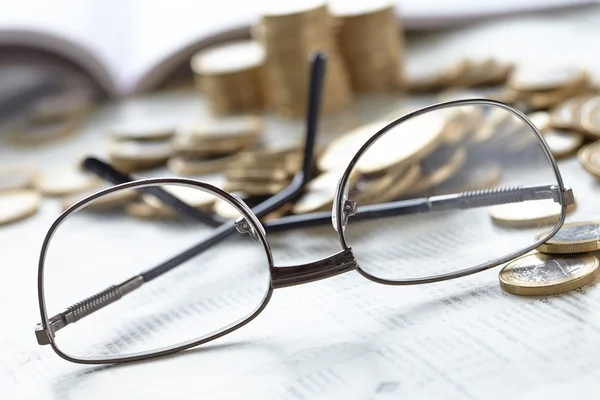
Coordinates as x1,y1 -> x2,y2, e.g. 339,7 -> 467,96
43,183 -> 271,361
343,104 -> 563,282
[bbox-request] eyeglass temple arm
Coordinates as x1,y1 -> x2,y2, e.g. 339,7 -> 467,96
263,183 -> 575,232
36,52 -> 327,345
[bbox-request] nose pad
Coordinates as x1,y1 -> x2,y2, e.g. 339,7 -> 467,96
235,217 -> 260,243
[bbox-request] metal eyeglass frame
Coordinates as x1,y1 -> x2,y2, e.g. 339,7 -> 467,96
35,53 -> 573,364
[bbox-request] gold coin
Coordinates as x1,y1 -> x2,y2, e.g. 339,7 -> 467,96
190,41 -> 265,76
543,129 -> 584,160
507,65 -> 587,92
406,59 -> 469,92
167,154 -> 237,176
10,119 -> 80,146
353,112 -> 446,174
224,180 -> 288,196
578,142 -> 600,178
0,164 -> 39,192
292,169 -> 344,214
578,96 -> 600,139
549,95 -> 591,131
61,187 -> 139,211
125,201 -> 175,219
110,122 -> 175,141
172,134 -> 256,157
182,116 -> 263,141
488,199 -> 574,228
108,140 -> 172,162
226,168 -> 289,182
499,253 -> 599,296
0,190 -> 41,225
30,91 -> 94,122
537,221 -> 600,254
33,166 -> 100,197
405,146 -> 467,196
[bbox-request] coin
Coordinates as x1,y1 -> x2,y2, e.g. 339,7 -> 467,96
108,140 -> 172,162
355,163 -> 421,204
125,201 -> 175,219
33,166 -> 100,197
578,96 -> 600,139
578,142 -> 600,178
61,187 -> 139,211
183,116 -> 263,141
226,168 -> 289,182
167,154 -> 238,176
0,164 -> 39,192
10,119 -> 80,146
110,122 -> 175,141
191,41 -> 266,115
549,95 -> 590,131
537,221 -> 600,254
499,253 -> 599,296
436,163 -> 502,194
405,146 -> 467,196
224,180 -> 289,196
526,111 -> 551,132
543,129 -> 584,160
406,59 -> 469,92
507,65 -> 587,92
354,112 -> 446,174
30,91 -> 94,122
0,190 -> 41,225
292,170 -> 344,214
489,199 -> 574,228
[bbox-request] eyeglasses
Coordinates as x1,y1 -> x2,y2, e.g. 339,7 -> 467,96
34,53 -> 573,364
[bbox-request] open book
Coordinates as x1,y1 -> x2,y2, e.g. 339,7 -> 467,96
0,0 -> 593,98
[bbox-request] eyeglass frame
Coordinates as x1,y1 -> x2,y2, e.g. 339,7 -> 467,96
34,54 -> 572,365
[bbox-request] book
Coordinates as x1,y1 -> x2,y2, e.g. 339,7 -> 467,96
0,0 -> 593,99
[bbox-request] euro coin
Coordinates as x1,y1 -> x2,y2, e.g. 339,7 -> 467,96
167,155 -> 237,176
292,170 -> 344,214
355,163 -> 421,204
224,180 -> 288,196
405,146 -> 467,196
537,221 -> 600,254
499,253 -> 599,296
0,190 -> 41,226
488,198 -> 574,228
33,166 -> 100,197
0,164 -> 39,192
526,111 -> 551,132
183,116 -> 263,141
543,129 -> 584,160
578,142 -> 600,178
549,95 -> 590,131
578,96 -> 600,139
226,168 -> 288,182
406,59 -> 469,92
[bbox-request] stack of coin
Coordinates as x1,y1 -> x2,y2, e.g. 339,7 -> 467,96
107,121 -> 176,172
257,1 -> 351,116
223,146 -> 300,196
190,41 -> 266,115
506,65 -> 590,110
331,1 -> 402,92
168,116 -> 263,175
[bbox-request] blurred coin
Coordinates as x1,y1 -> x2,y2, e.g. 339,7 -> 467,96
33,166 -> 100,197
527,111 -> 551,132
0,164 -> 39,192
499,253 -> 599,296
472,107 -> 514,144
537,221 -> 600,254
578,96 -> 600,139
406,146 -> 467,196
451,59 -> 504,88
61,186 -> 139,211
406,59 -> 469,92
172,135 -> 255,157
10,119 -> 80,146
0,190 -> 41,225
109,140 -> 172,162
489,198 -> 574,228
183,116 -> 263,141
125,201 -> 175,219
578,142 -> 600,178
146,185 -> 216,211
168,154 -> 237,175
318,120 -> 388,171
30,91 -> 94,122
508,65 -> 587,92
292,170 -> 344,214
549,95 -> 590,131
110,122 -> 175,141
356,163 -> 421,204
356,113 -> 446,174
543,129 -> 584,159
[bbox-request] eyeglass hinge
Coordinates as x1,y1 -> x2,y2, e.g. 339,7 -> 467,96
235,217 -> 259,242
34,323 -> 51,346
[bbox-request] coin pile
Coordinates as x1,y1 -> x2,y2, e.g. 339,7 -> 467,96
168,116 -> 263,175
190,41 -> 266,115
507,65 -> 591,110
331,1 -> 403,92
257,2 -> 352,116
